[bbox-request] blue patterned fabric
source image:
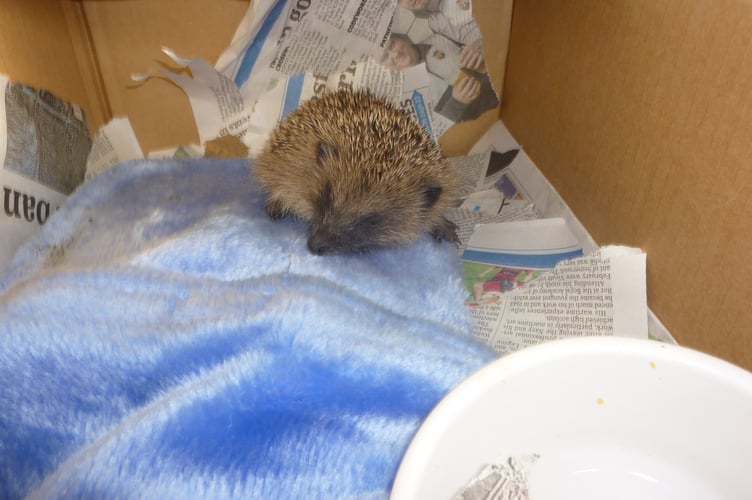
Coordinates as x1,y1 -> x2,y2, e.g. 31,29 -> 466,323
0,159 -> 495,499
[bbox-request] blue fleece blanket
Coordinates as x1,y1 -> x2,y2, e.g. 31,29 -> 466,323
0,159 -> 495,499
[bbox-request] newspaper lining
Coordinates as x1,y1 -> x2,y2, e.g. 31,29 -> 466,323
0,75 -> 91,266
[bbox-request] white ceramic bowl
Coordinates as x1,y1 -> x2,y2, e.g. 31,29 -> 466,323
392,337 -> 752,500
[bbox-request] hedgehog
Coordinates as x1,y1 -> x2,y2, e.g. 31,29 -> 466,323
252,89 -> 460,255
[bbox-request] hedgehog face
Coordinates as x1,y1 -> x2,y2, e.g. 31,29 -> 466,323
307,199 -> 393,254
306,142 -> 445,254
306,181 -> 442,254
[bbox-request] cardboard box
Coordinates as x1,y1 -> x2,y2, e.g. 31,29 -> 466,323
1,0 -> 749,370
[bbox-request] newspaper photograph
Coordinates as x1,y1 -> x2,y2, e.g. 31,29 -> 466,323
381,1 -> 499,131
0,75 -> 91,269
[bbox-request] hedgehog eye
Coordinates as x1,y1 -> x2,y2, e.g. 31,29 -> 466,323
421,181 -> 443,208
316,142 -> 337,164
359,213 -> 385,230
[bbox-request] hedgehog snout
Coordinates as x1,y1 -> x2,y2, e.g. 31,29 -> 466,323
307,221 -> 367,255
307,229 -> 333,255
307,225 -> 344,255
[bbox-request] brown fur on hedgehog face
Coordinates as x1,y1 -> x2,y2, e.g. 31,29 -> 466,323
252,90 -> 460,254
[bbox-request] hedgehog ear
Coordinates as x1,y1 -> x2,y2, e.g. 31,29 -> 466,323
316,142 -> 337,164
421,180 -> 443,208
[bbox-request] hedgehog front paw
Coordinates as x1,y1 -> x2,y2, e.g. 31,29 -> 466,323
265,199 -> 289,220
431,217 -> 459,245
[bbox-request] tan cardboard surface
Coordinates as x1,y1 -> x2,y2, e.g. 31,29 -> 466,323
81,0 -> 249,152
0,1 -> 107,134
502,0 -> 752,369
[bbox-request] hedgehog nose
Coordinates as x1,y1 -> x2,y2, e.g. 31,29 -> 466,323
307,231 -> 333,255
307,238 -> 331,255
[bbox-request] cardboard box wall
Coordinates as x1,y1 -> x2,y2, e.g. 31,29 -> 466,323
1,0 -> 749,370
